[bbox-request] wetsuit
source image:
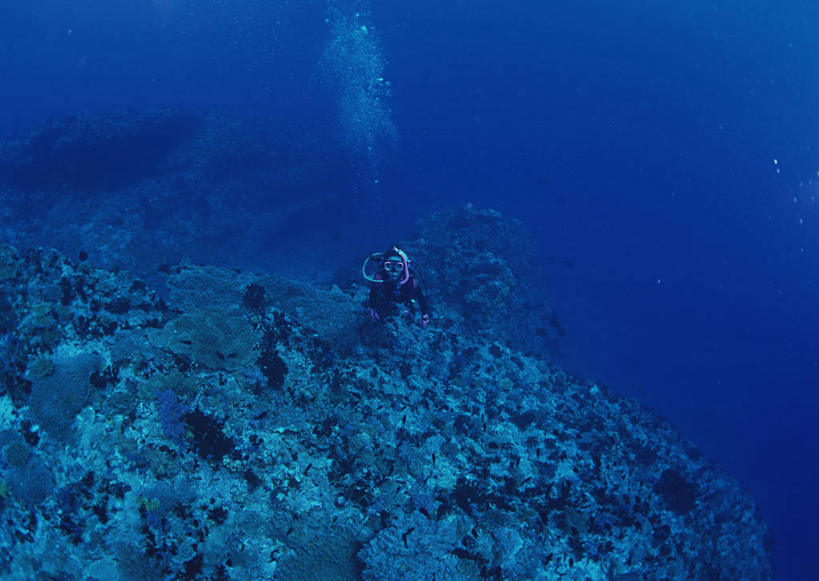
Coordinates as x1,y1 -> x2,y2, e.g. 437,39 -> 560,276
368,272 -> 430,319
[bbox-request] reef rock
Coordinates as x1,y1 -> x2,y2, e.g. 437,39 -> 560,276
0,109 -> 349,274
407,203 -> 557,358
0,244 -> 772,580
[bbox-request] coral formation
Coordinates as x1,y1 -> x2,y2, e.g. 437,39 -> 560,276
0,241 -> 772,580
0,110 -> 350,276
408,203 -> 558,357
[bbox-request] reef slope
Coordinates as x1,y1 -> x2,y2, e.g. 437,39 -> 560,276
0,244 -> 771,580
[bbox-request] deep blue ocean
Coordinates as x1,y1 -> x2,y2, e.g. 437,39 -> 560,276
1,1 -> 817,578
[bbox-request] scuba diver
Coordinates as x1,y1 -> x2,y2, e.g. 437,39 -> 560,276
362,245 -> 431,328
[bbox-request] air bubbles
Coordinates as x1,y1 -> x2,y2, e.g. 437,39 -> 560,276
319,5 -> 397,187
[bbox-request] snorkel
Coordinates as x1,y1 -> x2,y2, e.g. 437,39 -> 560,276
362,246 -> 410,285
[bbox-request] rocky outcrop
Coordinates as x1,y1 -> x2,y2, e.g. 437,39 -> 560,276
406,204 -> 558,358
0,109 -> 350,274
0,243 -> 772,580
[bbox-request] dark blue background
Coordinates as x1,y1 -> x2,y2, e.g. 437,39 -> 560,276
2,1 -> 817,578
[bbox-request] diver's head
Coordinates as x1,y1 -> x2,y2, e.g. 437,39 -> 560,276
363,245 -> 410,284
381,245 -> 409,283
382,253 -> 405,281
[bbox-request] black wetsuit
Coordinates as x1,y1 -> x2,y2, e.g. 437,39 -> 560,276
368,272 -> 430,319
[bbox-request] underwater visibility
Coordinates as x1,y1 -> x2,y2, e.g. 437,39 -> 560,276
1,1 -> 817,579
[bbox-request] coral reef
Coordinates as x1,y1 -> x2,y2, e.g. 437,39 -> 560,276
0,109 -> 351,276
407,203 -> 558,358
0,243 -> 772,580
0,111 -> 202,193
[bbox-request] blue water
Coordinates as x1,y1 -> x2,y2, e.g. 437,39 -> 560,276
2,1 -> 817,578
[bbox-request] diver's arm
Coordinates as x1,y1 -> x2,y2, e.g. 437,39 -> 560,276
367,285 -> 382,321
368,284 -> 379,309
412,278 -> 431,318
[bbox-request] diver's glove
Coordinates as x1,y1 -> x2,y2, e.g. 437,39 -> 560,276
420,313 -> 430,328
